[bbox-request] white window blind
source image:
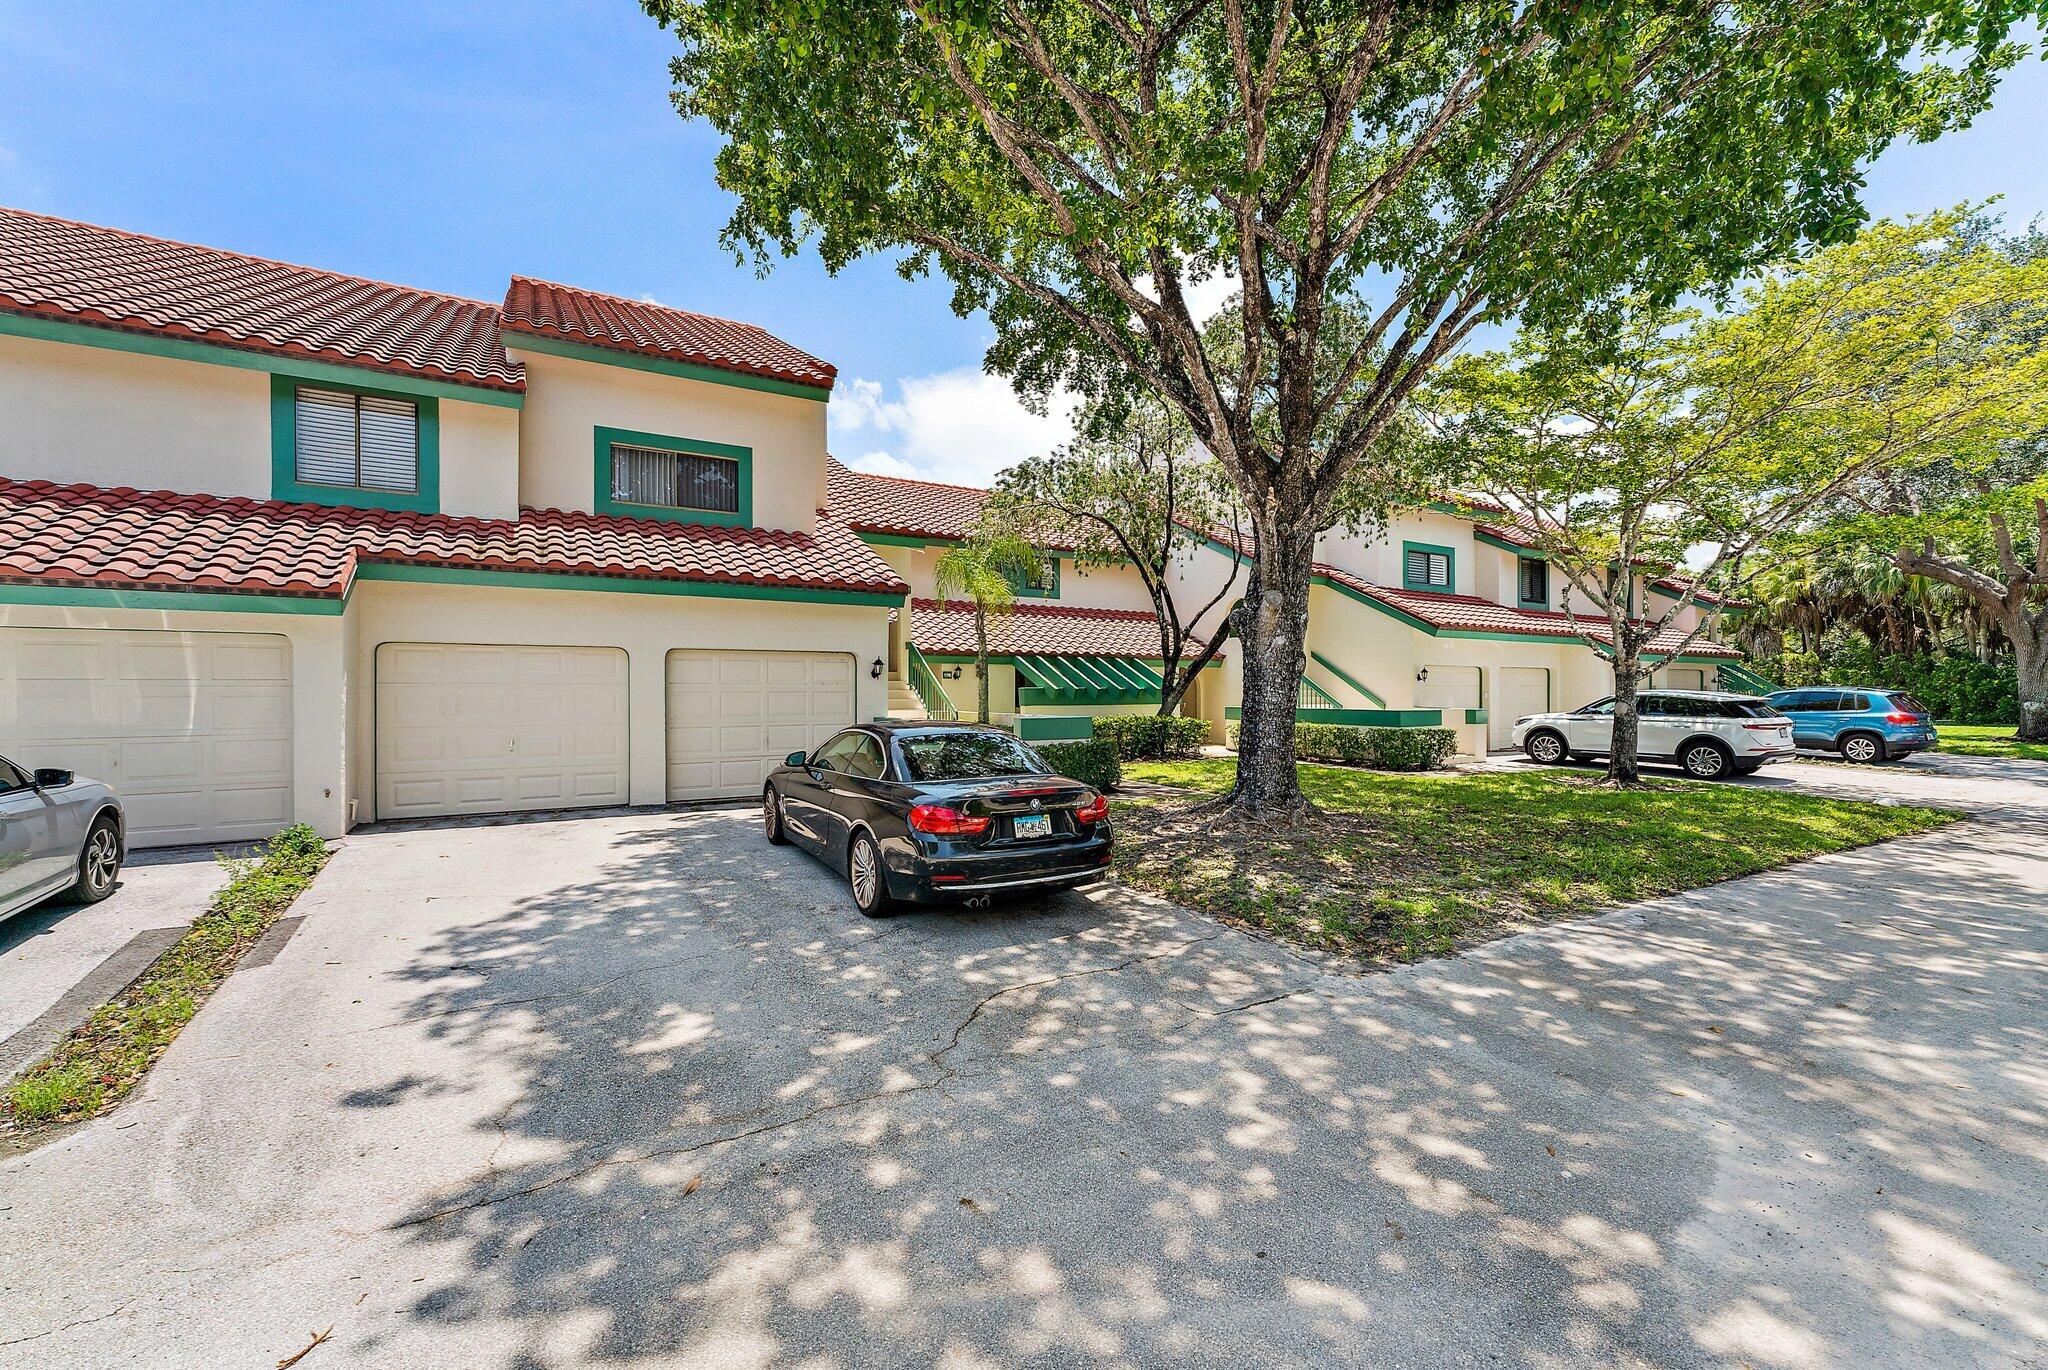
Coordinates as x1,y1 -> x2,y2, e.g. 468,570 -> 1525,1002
1405,547 -> 1450,589
294,386 -> 418,493
609,443 -> 740,513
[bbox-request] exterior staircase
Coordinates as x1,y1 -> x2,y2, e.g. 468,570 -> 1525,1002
886,670 -> 927,719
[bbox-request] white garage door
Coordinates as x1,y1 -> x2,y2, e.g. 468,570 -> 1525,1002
1664,666 -> 1708,692
1493,667 -> 1552,750
376,643 -> 628,821
666,650 -> 854,802
0,627 -> 292,848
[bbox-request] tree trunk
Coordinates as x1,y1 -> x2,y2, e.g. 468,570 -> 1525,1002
1606,650 -> 1645,785
2009,610 -> 2048,742
1226,528 -> 1315,819
973,605 -> 991,725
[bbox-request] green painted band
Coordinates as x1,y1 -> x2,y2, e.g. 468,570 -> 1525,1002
505,330 -> 832,402
1224,706 -> 1445,727
350,561 -> 904,606
0,307 -> 525,408
0,582 -> 344,615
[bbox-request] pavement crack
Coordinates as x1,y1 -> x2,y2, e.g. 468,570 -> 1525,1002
0,1301 -> 133,1348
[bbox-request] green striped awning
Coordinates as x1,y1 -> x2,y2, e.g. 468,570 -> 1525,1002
1014,654 -> 1167,703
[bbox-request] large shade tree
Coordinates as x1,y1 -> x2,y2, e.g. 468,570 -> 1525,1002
647,0 -> 2034,817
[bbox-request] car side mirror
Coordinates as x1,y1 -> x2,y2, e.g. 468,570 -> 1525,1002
32,768 -> 73,789
785,751 -> 809,767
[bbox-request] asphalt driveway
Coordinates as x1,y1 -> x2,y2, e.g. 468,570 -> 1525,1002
1,760 -> 2043,1368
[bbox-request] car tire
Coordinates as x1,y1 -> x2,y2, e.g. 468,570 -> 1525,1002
65,814 -> 121,904
1839,732 -> 1886,764
1678,740 -> 1734,781
763,786 -> 788,845
847,831 -> 896,918
1524,731 -> 1567,765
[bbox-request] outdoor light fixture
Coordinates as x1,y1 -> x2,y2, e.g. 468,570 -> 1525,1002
871,657 -> 885,680
1416,667 -> 1430,682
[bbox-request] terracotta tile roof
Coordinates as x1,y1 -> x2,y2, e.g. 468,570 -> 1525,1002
0,480 -> 907,601
1650,575 -> 1748,610
0,205 -> 523,393
502,277 -> 835,391
910,599 -> 1212,659
826,458 -> 1088,550
1314,564 -> 1740,657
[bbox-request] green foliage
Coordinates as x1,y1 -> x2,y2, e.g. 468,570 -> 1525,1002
4,824 -> 328,1130
1034,738 -> 1122,793
1754,642 -> 2020,723
1291,724 -> 1458,772
933,532 -> 1044,723
1092,713 -> 1207,760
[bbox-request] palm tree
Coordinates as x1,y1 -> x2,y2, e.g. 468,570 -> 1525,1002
932,533 -> 1043,723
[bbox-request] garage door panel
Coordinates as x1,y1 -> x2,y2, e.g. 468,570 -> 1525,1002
1493,667 -> 1552,750
0,628 -> 294,849
666,650 -> 855,803
376,643 -> 629,821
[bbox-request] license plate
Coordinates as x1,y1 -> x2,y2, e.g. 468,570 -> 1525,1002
1013,813 -> 1051,840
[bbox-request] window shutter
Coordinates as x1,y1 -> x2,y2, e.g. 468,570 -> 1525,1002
1405,547 -> 1429,584
295,387 -> 360,487
356,394 -> 419,492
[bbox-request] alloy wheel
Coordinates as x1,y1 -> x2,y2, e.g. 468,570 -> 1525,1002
1529,735 -> 1564,764
850,838 -> 880,908
1843,736 -> 1880,763
84,827 -> 118,892
1683,745 -> 1726,779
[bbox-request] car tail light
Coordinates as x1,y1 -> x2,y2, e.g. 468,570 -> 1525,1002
1074,792 -> 1109,824
908,804 -> 990,836
1885,711 -> 1918,725
1742,722 -> 1787,731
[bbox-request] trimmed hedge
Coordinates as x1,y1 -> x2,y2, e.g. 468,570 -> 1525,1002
1035,738 -> 1122,792
1093,713 -> 1208,760
1230,721 -> 1458,771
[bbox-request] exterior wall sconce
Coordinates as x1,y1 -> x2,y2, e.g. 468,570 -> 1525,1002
870,657 -> 885,680
1416,667 -> 1430,682
943,667 -> 963,680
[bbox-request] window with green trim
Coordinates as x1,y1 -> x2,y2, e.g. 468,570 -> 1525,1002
1006,555 -> 1059,599
270,374 -> 439,512
591,426 -> 752,527
1402,542 -> 1455,593
1517,555 -> 1549,608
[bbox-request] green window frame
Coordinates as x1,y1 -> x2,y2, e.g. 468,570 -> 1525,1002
1006,554 -> 1060,599
270,374 -> 439,512
1402,541 -> 1456,594
592,426 -> 752,527
1517,555 -> 1550,610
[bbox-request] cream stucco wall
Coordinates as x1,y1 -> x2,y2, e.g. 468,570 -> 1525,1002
344,579 -> 892,820
0,332 -> 271,497
0,331 -> 522,519
510,348 -> 828,533
0,601 -> 351,838
1316,509 -> 1479,596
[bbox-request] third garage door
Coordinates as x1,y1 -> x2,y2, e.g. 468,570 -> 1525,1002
666,650 -> 854,802
375,643 -> 628,821
1493,667 -> 1552,750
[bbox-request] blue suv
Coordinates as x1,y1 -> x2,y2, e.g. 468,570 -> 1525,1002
1764,687 -> 1938,763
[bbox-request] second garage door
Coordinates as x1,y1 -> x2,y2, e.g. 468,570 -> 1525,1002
1493,667 -> 1552,750
666,650 -> 854,802
375,643 -> 629,821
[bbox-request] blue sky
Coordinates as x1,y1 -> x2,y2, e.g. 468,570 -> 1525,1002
3,1 -> 2044,486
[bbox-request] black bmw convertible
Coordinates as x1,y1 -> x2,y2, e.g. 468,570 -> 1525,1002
763,722 -> 1113,915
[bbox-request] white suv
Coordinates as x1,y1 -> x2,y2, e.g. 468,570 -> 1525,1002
1512,690 -> 1795,780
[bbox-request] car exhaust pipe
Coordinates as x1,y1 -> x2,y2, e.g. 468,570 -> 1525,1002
964,894 -> 992,910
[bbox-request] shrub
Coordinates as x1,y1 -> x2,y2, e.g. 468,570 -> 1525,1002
1757,644 -> 2020,724
1092,713 -> 1208,760
1234,721 -> 1458,771
1035,738 -> 1123,792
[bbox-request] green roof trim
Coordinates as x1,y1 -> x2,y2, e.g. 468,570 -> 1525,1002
351,561 -> 903,606
0,306 -> 525,408
506,329 -> 832,402
0,582 -> 344,615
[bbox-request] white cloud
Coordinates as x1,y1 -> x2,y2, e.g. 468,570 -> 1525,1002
828,366 -> 1079,487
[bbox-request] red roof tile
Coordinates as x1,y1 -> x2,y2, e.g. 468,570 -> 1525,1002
0,206 -> 523,393
502,277 -> 835,391
826,458 -> 1088,550
910,598 -> 1211,659
1314,565 -> 1740,657
0,480 -> 907,601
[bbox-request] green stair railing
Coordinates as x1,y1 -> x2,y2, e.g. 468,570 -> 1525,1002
1719,661 -> 1780,695
1298,674 -> 1340,710
905,643 -> 959,720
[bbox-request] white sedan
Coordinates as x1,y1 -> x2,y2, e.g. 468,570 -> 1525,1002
1511,690 -> 1795,780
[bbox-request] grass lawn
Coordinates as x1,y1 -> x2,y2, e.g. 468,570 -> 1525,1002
1114,760 -> 1957,964
3,824 -> 328,1139
1935,723 -> 2048,762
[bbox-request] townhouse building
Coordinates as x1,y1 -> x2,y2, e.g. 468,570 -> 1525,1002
0,207 -> 1741,849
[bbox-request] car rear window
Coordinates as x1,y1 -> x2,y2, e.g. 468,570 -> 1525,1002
1892,694 -> 1930,717
897,732 -> 1051,782
1718,699 -> 1783,718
